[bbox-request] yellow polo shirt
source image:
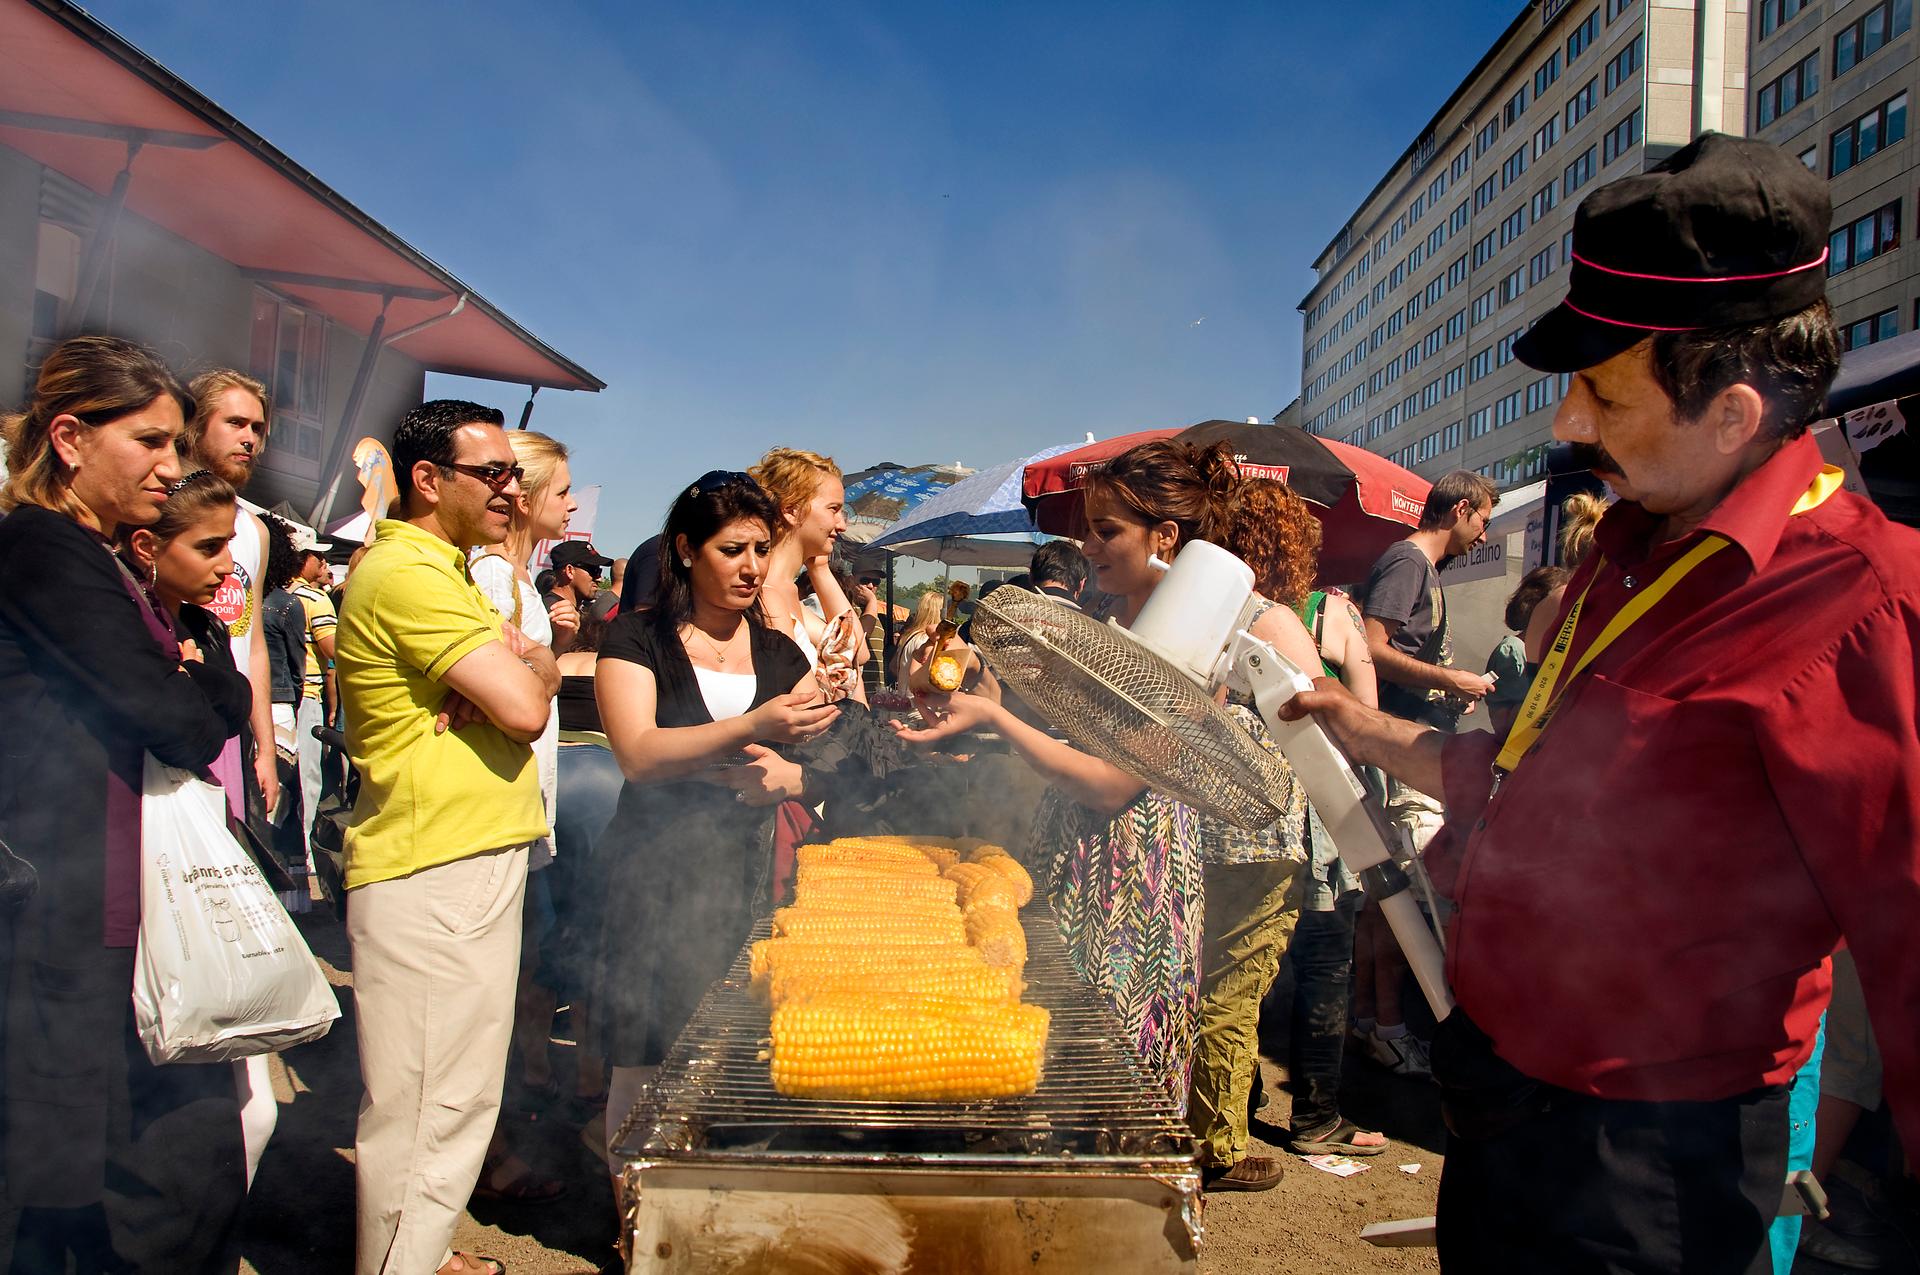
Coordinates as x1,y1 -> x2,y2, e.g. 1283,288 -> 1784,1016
335,519 -> 545,888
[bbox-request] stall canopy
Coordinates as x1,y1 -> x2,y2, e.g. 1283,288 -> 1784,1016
0,0 -> 603,392
868,442 -> 1079,566
1827,328 -> 1920,417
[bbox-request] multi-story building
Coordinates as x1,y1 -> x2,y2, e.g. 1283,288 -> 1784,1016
1296,0 -> 1748,488
1749,0 -> 1915,352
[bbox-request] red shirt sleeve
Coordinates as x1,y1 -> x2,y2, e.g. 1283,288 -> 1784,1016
1755,594 -> 1920,1158
1422,730 -> 1503,897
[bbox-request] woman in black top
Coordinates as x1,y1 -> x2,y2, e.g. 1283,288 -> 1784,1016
590,472 -> 840,1161
0,337 -> 254,1271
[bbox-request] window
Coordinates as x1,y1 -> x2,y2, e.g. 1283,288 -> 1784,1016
1451,146 -> 1473,182
1799,145 -> 1818,170
1475,175 -> 1499,211
1473,228 -> 1500,268
1427,224 -> 1446,256
1530,244 -> 1559,285
1606,0 -> 1637,19
1500,208 -> 1528,246
1425,326 -> 1445,357
1451,199 -> 1471,234
1535,116 -> 1562,158
1499,265 -> 1527,305
1446,307 -> 1467,341
1841,308 -> 1900,349
1830,93 -> 1907,176
1835,0 -> 1913,78
1758,0 -> 1809,39
1603,109 -> 1643,164
1494,388 -> 1525,428
1828,200 -> 1901,274
1410,193 -> 1428,225
1505,87 -> 1529,127
1756,53 -> 1820,127
1564,145 -> 1597,196
1407,291 -> 1426,322
1425,276 -> 1446,306
1525,374 -> 1561,414
249,290 -> 328,475
1532,181 -> 1559,220
1477,117 -> 1501,157
1503,146 -> 1531,187
1391,262 -> 1405,289
1469,406 -> 1493,438
1448,255 -> 1470,289
1566,78 -> 1599,128
1470,349 -> 1494,382
1498,327 -> 1526,364
1410,242 -> 1426,270
1472,287 -> 1497,324
1444,364 -> 1466,397
1606,34 -> 1644,94
1536,51 -> 1561,97
1568,8 -> 1601,60
1392,215 -> 1406,244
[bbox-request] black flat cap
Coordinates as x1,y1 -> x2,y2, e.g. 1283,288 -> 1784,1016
1515,132 -> 1831,373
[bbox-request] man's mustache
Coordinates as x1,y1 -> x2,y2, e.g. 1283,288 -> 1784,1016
1558,442 -> 1622,476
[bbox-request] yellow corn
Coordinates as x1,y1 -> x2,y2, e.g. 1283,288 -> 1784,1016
944,863 -> 1019,912
794,869 -> 961,907
772,905 -> 966,946
968,853 -> 1034,906
796,844 -> 940,875
749,937 -> 985,985
762,962 -> 1023,1009
833,836 -> 962,870
769,995 -> 1050,1101
964,907 -> 1028,969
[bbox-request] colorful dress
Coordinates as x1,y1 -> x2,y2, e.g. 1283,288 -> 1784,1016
1036,787 -> 1205,1111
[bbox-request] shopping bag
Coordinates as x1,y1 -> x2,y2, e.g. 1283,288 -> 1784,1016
134,753 -> 340,1064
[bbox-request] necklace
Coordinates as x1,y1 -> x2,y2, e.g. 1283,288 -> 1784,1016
686,620 -> 745,665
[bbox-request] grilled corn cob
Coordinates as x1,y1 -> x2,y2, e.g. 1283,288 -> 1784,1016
964,907 -> 1028,969
968,853 -> 1034,906
762,961 -> 1023,1009
794,869 -> 960,907
749,937 -> 985,985
772,905 -> 966,945
768,995 -> 1050,1100
834,836 -> 961,870
944,863 -> 1019,911
796,843 -> 940,875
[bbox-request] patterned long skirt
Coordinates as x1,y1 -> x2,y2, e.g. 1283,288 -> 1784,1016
1037,787 -> 1206,1112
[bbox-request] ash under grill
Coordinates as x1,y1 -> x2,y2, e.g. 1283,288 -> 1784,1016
613,910 -> 1196,1170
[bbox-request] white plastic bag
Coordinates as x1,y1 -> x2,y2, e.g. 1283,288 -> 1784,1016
134,753 -> 340,1064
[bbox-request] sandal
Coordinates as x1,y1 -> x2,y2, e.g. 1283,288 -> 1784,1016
472,1153 -> 568,1205
439,1255 -> 506,1275
1289,1116 -> 1390,1157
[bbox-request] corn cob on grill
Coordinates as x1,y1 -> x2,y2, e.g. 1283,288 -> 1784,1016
771,905 -> 967,946
768,995 -> 1050,1101
761,961 -> 1023,1009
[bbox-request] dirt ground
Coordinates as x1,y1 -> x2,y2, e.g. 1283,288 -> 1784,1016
239,910 -> 1920,1274
239,912 -> 1447,1275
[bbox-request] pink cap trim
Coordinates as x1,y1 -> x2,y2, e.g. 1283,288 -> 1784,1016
1561,300 -> 1700,332
1571,247 -> 1829,283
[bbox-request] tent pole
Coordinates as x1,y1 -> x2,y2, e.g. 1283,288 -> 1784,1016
883,556 -> 897,687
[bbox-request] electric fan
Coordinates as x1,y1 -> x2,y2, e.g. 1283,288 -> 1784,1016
970,541 -> 1453,1020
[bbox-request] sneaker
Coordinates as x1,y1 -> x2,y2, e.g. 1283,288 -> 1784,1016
1365,1029 -> 1433,1079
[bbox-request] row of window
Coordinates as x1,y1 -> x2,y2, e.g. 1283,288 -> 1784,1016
1830,199 -> 1902,276
1755,52 -> 1818,128
1831,93 -> 1907,178
1836,0 -> 1912,79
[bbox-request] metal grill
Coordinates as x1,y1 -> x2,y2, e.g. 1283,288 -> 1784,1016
971,589 -> 1289,831
613,910 -> 1195,1171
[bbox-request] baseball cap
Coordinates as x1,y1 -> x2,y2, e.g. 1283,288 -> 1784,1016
1514,132 -> 1831,374
549,540 -> 613,573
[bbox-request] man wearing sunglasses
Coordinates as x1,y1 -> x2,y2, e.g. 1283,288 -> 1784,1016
334,400 -> 559,1275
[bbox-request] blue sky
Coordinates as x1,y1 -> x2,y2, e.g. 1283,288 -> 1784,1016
93,0 -> 1523,557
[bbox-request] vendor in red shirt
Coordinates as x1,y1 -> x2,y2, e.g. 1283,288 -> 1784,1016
1286,132 -> 1920,1273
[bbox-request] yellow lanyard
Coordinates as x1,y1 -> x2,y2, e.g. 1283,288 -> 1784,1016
1493,464 -> 1845,776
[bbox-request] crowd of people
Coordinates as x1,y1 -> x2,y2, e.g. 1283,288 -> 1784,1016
0,131 -> 1915,1275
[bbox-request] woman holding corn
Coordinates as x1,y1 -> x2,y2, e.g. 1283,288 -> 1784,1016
895,441 -> 1321,1192
590,471 -> 840,1165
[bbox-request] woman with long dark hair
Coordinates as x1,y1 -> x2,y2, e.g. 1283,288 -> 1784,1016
589,470 -> 840,1165
0,336 -> 254,1269
897,441 -> 1321,1192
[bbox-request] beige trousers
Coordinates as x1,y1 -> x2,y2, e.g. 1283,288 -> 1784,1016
348,844 -> 529,1275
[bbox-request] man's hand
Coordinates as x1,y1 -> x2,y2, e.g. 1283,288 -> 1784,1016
1276,677 -> 1447,799
547,595 -> 580,642
1448,668 -> 1497,701
434,690 -> 489,736
254,749 -> 279,813
708,743 -> 806,807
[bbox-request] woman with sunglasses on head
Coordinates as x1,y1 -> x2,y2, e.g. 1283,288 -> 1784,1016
749,449 -> 866,704
589,470 -> 840,1169
896,441 -> 1321,1190
0,336 -> 255,1270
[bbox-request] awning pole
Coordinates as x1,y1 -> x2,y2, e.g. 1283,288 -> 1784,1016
884,556 -> 897,687
307,295 -> 392,526
517,385 -> 539,430
63,141 -> 142,334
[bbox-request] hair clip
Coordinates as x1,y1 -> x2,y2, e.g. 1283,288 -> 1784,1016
166,469 -> 214,496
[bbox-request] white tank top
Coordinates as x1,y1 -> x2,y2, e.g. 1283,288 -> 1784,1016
206,504 -> 264,681
693,666 -> 756,721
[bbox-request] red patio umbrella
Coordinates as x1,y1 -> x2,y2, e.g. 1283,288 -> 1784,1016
1021,421 -> 1430,586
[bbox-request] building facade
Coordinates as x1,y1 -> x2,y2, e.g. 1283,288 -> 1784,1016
1297,0 -> 1749,488
1749,0 -> 1915,352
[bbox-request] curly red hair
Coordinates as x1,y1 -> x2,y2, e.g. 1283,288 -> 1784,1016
1223,478 -> 1321,606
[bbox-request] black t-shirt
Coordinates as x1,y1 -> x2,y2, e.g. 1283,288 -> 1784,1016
1362,540 -> 1457,726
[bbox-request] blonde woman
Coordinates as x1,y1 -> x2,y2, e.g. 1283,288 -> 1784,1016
748,448 -> 865,704
895,591 -> 946,687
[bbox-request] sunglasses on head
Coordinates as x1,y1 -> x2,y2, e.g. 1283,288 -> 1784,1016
442,461 -> 526,492
688,469 -> 754,497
